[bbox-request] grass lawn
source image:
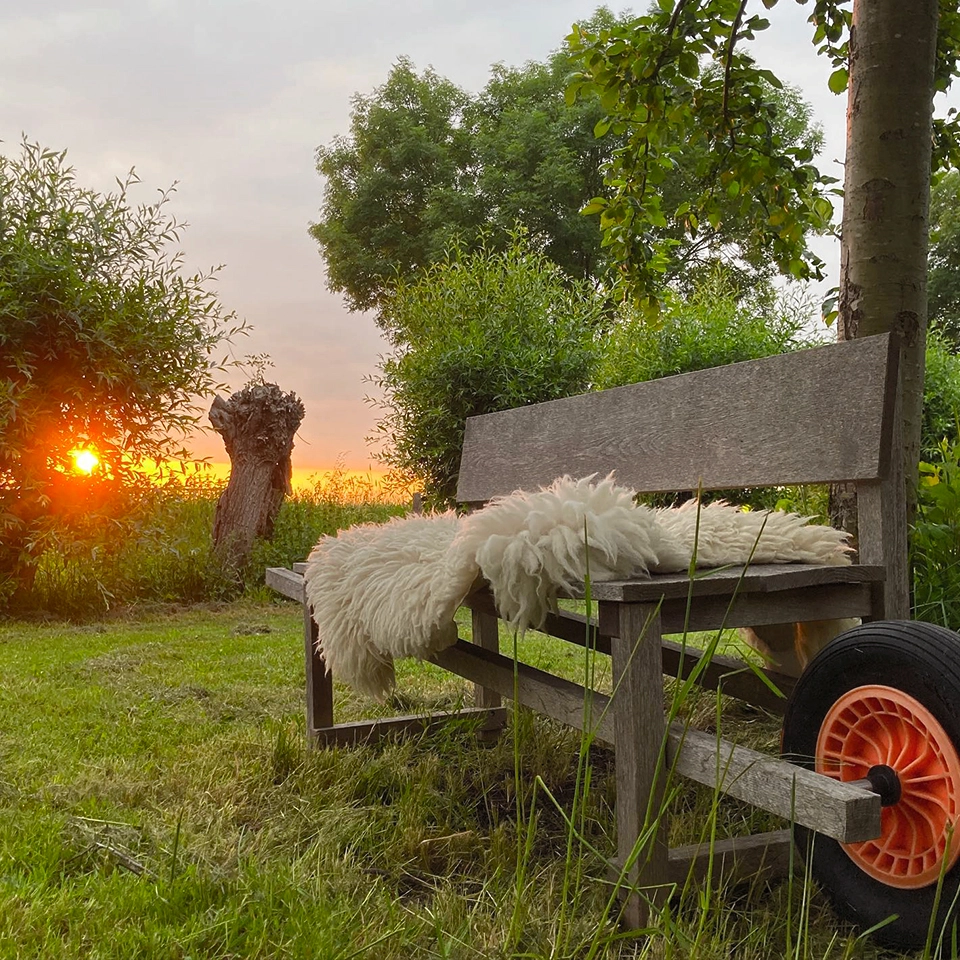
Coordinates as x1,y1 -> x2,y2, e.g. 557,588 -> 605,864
0,601 -> 914,959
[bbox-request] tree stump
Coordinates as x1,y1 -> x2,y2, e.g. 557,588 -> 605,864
209,382 -> 305,569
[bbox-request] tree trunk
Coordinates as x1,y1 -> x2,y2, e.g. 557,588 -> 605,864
209,382 -> 305,570
835,0 -> 938,546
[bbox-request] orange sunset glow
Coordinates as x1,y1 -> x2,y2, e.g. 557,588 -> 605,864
70,448 -> 100,475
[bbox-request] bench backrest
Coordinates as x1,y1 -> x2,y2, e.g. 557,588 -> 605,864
457,333 -> 899,503
457,333 -> 906,618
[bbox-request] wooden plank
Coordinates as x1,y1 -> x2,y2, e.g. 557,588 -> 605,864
471,607 -> 502,711
857,360 -> 908,619
468,579 -> 875,635
465,594 -> 800,711
667,829 -> 794,886
265,566 -> 305,601
304,604 -> 333,733
433,640 -> 611,739
668,725 -> 881,843
425,636 -> 877,842
660,639 -> 796,713
586,563 -> 884,603
310,707 -> 507,747
601,601 -> 670,929
457,333 -> 896,503
655,583 -> 874,635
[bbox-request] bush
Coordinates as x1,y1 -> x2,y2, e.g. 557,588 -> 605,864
0,139 -> 246,602
372,232 -> 606,508
922,332 -> 960,458
594,270 -> 816,389
912,434 -> 960,630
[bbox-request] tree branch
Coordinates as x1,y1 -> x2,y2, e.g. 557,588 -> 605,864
722,0 -> 750,129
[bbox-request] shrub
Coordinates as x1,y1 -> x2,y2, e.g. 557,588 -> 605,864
912,434 -> 960,630
0,139 -> 246,603
372,232 -> 606,508
594,270 -> 816,389
922,331 -> 960,458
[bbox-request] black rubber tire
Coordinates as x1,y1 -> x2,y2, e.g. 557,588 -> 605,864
781,620 -> 960,950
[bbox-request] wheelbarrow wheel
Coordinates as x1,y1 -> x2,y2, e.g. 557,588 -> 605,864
781,620 -> 960,950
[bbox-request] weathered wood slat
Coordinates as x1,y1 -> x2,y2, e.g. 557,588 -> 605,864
667,829 -> 794,886
309,707 -> 506,747
303,604 -> 333,734
666,725 -> 881,843
265,566 -> 305,601
468,581 -> 871,653
457,333 -> 897,503
433,640 -> 610,738
603,601 -> 671,927
433,637 -> 881,843
659,639 -> 796,713
585,563 -> 885,603
466,592 -> 810,712
472,607 -> 502,713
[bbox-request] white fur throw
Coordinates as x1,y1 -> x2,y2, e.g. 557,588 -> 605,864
304,475 -> 851,698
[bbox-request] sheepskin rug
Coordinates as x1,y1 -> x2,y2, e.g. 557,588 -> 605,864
304,475 -> 851,698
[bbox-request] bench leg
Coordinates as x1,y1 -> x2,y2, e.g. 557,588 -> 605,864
471,608 -> 502,708
600,600 -> 670,930
304,603 -> 333,742
472,608 -> 505,737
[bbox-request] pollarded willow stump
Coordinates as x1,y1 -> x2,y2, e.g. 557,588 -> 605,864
209,382 -> 305,569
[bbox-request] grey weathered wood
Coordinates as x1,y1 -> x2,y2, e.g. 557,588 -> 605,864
304,604 -> 333,735
601,601 -> 670,929
435,637 -> 879,843
571,581 -> 874,636
458,333 -> 897,503
471,607 -> 502,710
265,566 -> 305,601
667,829 -> 794,886
667,725 -> 881,843
464,593 -> 799,712
659,639 -> 796,714
857,378 -> 909,618
433,639 -> 611,739
585,563 -> 885,603
310,707 -> 506,747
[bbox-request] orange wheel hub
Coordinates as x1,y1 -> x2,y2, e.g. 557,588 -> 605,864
816,685 -> 960,889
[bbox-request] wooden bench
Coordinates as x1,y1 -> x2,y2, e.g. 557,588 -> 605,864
267,332 -> 904,927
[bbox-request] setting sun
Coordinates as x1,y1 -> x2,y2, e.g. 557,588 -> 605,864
71,448 -> 100,475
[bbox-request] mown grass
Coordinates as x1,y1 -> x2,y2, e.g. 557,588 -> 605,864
0,600 -> 927,960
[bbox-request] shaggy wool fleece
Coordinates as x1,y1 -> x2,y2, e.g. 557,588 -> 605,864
304,475 -> 851,698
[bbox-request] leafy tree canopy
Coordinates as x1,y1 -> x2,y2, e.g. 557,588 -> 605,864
310,6 -> 823,319
0,139 -> 248,599
567,0 -> 960,310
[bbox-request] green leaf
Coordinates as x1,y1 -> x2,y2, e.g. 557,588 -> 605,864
726,180 -> 741,198
678,51 -> 700,79
580,198 -> 607,216
828,68 -> 849,94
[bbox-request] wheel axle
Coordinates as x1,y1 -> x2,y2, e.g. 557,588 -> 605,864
847,764 -> 902,807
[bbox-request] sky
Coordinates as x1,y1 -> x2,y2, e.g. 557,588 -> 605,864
0,0 -> 896,472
